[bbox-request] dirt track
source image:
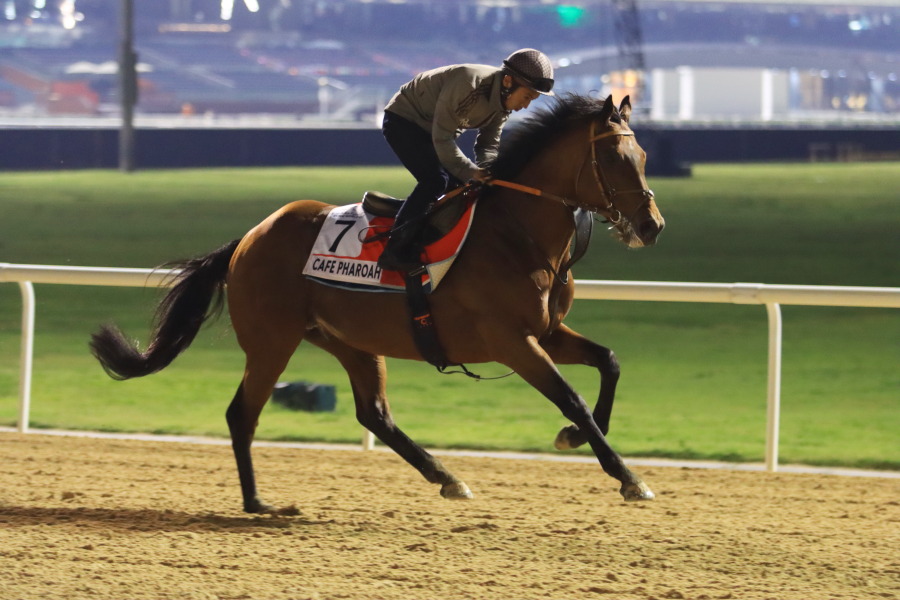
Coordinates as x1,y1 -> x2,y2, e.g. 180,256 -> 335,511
0,433 -> 897,600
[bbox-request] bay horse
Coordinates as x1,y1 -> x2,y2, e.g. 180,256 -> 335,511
91,94 -> 665,514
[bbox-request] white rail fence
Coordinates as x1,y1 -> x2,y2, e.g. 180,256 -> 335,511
2,262 -> 898,472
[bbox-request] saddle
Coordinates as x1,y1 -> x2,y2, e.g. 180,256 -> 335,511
301,186 -> 478,290
362,188 -> 474,247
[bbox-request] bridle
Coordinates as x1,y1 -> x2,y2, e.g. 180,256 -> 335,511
586,121 -> 655,225
485,118 -> 654,225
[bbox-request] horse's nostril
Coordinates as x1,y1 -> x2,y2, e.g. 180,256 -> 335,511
640,220 -> 662,241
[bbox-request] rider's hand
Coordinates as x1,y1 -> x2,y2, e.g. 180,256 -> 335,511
472,168 -> 492,183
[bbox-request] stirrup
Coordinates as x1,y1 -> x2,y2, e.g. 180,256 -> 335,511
377,248 -> 423,273
378,258 -> 424,273
378,223 -> 423,272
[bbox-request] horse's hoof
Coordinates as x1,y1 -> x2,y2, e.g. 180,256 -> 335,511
244,497 -> 278,514
620,481 -> 655,502
273,504 -> 301,516
554,428 -> 573,450
441,481 -> 474,500
554,424 -> 585,450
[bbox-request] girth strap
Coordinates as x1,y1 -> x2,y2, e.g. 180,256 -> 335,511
402,270 -> 450,371
402,271 -> 509,379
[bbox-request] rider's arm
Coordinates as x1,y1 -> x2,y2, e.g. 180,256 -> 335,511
474,112 -> 507,168
431,93 -> 481,182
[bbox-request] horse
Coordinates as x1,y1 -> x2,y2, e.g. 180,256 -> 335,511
90,94 -> 665,514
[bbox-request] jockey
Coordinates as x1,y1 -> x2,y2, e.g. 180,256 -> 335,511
378,48 -> 555,272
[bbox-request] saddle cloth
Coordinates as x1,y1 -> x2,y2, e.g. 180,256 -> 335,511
302,193 -> 477,293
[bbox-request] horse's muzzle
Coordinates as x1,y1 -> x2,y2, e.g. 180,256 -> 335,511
638,216 -> 665,246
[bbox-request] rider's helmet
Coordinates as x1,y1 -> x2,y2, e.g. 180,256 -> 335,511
502,48 -> 555,95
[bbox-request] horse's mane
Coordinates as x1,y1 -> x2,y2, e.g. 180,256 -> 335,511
487,93 -> 617,181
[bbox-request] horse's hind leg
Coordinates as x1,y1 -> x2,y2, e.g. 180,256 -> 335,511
306,329 -> 472,499
227,338 -> 302,514
541,324 -> 620,450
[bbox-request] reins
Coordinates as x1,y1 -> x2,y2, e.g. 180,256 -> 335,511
487,179 -> 569,205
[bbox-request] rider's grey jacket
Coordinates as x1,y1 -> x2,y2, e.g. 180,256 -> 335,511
384,64 -> 511,182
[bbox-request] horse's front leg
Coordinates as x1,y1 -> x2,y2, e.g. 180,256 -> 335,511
501,333 -> 653,502
541,324 -> 620,450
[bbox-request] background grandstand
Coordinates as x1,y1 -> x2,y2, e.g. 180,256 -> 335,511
0,0 -> 897,124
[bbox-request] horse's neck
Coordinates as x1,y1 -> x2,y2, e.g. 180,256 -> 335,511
496,139 -> 582,253
486,190 -> 576,270
494,189 -> 573,235
480,126 -> 585,270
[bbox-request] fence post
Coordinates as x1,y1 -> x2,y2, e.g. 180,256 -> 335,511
765,302 -> 782,472
17,281 -> 35,433
362,429 -> 375,450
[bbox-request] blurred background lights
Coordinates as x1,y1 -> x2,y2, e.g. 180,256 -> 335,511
221,0 -> 260,21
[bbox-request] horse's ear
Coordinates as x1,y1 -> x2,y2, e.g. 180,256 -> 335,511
600,95 -> 616,124
619,95 -> 632,123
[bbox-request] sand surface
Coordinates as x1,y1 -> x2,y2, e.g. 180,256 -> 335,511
0,433 -> 897,600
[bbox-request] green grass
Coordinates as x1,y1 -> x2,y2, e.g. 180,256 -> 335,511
0,164 -> 898,470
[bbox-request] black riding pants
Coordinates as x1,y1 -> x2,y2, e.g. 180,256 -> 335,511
382,110 -> 455,225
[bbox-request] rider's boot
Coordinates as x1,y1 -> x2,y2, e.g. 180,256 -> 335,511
378,218 -> 424,273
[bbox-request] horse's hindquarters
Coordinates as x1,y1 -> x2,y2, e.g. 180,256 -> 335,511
227,200 -> 329,349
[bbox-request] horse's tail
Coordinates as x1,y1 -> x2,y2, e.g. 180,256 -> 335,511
90,239 -> 241,380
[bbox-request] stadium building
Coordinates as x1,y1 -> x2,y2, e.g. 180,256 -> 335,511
0,0 -> 896,123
